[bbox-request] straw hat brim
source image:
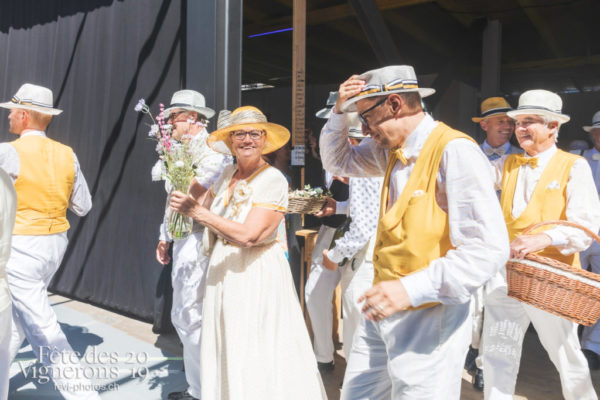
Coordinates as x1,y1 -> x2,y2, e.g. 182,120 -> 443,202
507,109 -> 570,124
583,125 -> 600,133
316,106 -> 332,119
207,122 -> 290,155
163,105 -> 215,119
0,102 -> 62,115
341,88 -> 435,112
472,111 -> 509,123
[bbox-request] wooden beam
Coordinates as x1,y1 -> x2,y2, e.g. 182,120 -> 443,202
292,0 -> 306,148
383,11 -> 451,57
517,0 -> 563,58
246,0 -> 433,35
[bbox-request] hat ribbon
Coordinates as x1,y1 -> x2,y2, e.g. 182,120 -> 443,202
480,107 -> 511,118
516,105 -> 562,114
352,79 -> 419,99
11,96 -> 53,109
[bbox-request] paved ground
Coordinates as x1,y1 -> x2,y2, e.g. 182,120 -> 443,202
7,293 -> 600,399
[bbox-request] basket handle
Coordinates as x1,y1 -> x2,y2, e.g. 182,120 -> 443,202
522,220 -> 600,245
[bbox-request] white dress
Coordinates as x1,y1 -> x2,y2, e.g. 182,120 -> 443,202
200,164 -> 327,400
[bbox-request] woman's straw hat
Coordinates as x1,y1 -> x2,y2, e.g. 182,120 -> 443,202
207,106 -> 290,155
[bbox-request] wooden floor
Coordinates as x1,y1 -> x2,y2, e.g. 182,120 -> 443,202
320,326 -> 600,400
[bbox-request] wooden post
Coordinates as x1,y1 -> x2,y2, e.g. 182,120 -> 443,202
291,0 -> 306,189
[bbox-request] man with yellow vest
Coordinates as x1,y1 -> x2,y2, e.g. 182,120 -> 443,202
482,90 -> 600,400
319,65 -> 509,399
0,167 -> 16,400
0,84 -> 98,399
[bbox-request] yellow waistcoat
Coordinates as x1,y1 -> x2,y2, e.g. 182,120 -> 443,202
373,123 -> 475,309
500,149 -> 580,267
11,135 -> 75,235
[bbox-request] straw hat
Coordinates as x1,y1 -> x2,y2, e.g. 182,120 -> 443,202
347,113 -> 367,139
341,65 -> 435,112
472,97 -> 512,123
583,111 -> 600,133
0,83 -> 62,115
207,106 -> 290,155
316,91 -> 338,119
507,90 -> 570,124
163,90 -> 214,119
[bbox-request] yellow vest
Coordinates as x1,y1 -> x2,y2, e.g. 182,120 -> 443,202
500,149 -> 580,267
373,123 -> 475,309
11,135 -> 75,235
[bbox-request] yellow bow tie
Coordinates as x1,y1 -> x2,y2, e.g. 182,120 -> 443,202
391,147 -> 408,165
514,155 -> 538,169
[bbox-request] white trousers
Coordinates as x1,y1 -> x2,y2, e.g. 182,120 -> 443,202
6,234 -> 100,400
483,287 -> 597,400
341,302 -> 471,400
0,305 -> 11,400
581,240 -> 600,354
340,243 -> 374,359
470,286 -> 485,368
304,225 -> 340,363
171,232 -> 207,399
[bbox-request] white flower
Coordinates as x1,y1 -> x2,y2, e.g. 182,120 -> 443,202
151,160 -> 165,181
174,160 -> 185,168
233,181 -> 252,203
134,99 -> 146,112
148,124 -> 159,137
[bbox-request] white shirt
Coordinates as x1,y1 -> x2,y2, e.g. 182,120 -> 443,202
327,176 -> 383,263
319,112 -> 509,307
582,147 -> 600,197
0,131 -> 92,217
491,145 -> 600,254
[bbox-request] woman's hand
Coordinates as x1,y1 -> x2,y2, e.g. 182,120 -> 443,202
169,191 -> 202,219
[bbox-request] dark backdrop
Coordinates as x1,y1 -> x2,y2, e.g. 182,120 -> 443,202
0,0 -> 184,323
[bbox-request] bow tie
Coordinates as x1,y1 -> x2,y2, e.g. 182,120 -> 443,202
484,146 -> 506,157
514,155 -> 538,169
391,147 -> 408,165
593,153 -> 600,161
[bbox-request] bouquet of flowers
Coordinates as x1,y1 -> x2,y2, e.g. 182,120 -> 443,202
135,99 -> 204,239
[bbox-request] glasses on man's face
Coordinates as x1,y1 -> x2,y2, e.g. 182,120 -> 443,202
515,118 -> 545,129
167,110 -> 187,122
230,130 -> 264,141
358,96 -> 388,128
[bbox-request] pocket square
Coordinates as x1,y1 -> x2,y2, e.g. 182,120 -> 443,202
411,189 -> 425,197
546,180 -> 560,190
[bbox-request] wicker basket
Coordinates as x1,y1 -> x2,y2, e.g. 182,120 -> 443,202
506,220 -> 600,326
287,195 -> 328,214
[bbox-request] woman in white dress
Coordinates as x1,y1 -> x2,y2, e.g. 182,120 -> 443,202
170,106 -> 327,400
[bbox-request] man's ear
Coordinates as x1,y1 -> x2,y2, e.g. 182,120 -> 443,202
388,94 -> 403,118
480,120 -> 488,132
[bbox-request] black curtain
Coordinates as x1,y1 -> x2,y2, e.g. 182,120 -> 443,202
0,0 -> 184,323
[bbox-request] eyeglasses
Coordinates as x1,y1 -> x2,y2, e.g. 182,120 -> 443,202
230,130 -> 264,141
358,96 -> 388,128
167,110 -> 187,122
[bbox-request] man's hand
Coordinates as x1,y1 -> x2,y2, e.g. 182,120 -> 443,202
335,75 -> 365,114
322,249 -> 338,271
358,280 -> 411,322
156,240 -> 171,265
510,233 -> 552,259
314,197 -> 336,218
169,191 -> 200,217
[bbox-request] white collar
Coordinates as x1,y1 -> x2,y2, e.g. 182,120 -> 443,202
482,140 -> 510,152
20,130 -> 46,138
400,113 -> 437,161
